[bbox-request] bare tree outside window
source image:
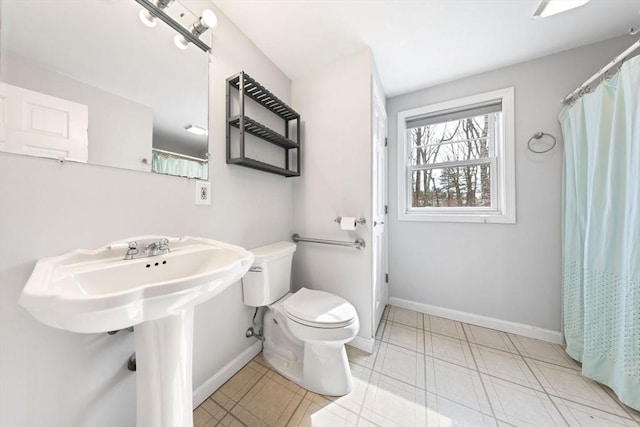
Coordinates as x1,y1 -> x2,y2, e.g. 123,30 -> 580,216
408,112 -> 497,208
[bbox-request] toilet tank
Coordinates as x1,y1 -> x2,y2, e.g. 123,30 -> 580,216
242,241 -> 296,307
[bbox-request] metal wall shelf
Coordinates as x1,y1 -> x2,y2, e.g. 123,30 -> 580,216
228,158 -> 299,177
227,115 -> 298,150
227,73 -> 298,121
226,71 -> 301,177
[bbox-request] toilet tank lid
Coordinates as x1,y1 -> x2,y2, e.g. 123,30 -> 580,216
250,241 -> 296,264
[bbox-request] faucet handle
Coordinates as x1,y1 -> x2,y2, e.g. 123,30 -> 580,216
157,238 -> 170,252
124,241 -> 140,260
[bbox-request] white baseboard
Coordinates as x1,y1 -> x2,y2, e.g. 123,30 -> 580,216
192,341 -> 263,408
388,297 -> 563,344
348,335 -> 375,354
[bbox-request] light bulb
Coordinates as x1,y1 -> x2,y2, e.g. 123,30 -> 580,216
174,34 -> 189,50
200,10 -> 217,29
139,9 -> 157,27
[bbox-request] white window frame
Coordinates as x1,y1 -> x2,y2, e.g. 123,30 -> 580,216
397,87 -> 516,224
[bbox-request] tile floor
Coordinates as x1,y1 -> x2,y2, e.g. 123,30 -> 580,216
193,306 -> 640,426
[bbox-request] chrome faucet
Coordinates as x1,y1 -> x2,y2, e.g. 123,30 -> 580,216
124,238 -> 170,260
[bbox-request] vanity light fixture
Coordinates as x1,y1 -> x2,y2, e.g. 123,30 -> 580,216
174,9 -> 217,50
533,0 -> 591,18
185,124 -> 208,136
139,0 -> 175,27
134,0 -> 211,52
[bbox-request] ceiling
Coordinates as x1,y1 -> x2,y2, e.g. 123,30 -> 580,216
212,0 -> 640,97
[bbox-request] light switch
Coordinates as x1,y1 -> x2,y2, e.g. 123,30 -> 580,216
195,181 -> 211,205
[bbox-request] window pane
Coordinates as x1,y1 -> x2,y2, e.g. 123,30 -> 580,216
410,139 -> 490,166
408,113 -> 497,167
410,164 -> 491,208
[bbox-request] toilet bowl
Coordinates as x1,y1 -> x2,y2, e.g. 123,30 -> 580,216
242,242 -> 359,396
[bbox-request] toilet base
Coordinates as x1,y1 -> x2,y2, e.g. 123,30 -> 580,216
263,306 -> 354,396
302,342 -> 353,396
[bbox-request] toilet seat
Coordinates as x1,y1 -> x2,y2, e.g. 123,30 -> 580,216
283,288 -> 357,329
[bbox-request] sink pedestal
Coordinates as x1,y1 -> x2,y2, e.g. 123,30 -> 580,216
135,308 -> 195,427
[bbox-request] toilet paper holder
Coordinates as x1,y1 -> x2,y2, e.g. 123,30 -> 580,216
334,217 -> 367,225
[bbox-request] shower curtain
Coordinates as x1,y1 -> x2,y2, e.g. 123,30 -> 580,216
151,151 -> 208,180
560,54 -> 640,411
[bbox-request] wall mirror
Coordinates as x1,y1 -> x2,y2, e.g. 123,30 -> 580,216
0,0 -> 210,179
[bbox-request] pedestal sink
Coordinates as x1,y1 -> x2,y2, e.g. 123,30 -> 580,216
19,236 -> 254,427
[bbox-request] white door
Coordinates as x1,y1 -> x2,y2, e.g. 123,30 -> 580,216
0,82 -> 88,162
372,81 -> 388,334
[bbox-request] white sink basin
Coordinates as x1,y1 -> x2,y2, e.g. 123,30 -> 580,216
20,235 -> 254,427
19,235 -> 254,333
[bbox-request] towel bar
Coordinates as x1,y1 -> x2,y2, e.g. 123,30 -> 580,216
292,233 -> 365,250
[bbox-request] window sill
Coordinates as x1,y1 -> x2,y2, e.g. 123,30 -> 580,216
398,211 -> 516,224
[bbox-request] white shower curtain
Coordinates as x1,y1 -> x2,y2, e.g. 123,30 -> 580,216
151,151 -> 208,180
559,54 -> 640,410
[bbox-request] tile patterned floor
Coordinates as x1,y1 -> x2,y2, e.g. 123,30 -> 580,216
194,306 -> 640,426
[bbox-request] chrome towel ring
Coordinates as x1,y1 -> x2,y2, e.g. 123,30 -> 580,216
528,132 -> 557,154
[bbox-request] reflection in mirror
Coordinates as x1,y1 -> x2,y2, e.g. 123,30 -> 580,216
0,0 -> 210,179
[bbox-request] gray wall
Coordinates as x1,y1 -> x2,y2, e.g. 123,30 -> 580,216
291,50 -> 374,343
386,36 -> 633,333
0,3 -> 293,426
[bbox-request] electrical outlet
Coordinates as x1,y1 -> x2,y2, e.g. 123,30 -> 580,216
195,181 -> 211,205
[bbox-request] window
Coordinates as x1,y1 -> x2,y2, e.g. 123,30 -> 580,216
397,87 -> 515,223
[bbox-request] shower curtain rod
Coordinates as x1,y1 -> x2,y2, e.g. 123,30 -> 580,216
152,148 -> 208,163
562,39 -> 640,104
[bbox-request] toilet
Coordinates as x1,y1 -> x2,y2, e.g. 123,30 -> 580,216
242,241 -> 359,396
